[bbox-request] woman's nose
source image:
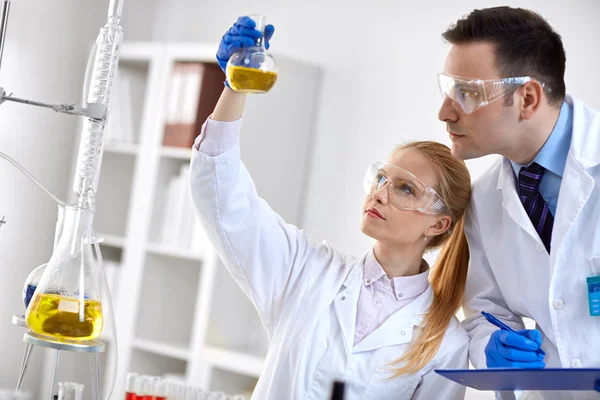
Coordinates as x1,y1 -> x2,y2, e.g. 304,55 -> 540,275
372,185 -> 389,204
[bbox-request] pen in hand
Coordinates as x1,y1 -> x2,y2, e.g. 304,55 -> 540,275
482,311 -> 545,356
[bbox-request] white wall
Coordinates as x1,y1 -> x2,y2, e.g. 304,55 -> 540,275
146,0 -> 600,255
0,0 -> 107,394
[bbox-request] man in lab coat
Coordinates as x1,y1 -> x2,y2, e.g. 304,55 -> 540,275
437,6 -> 600,400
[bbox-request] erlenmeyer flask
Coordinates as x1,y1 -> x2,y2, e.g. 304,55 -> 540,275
25,204 -> 103,341
23,264 -> 45,309
23,205 -> 66,309
226,14 -> 278,94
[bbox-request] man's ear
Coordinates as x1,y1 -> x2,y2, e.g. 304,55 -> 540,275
519,81 -> 545,121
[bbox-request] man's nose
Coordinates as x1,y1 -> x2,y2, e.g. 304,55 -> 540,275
438,96 -> 459,123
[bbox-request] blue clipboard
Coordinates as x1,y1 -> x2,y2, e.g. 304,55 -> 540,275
435,368 -> 600,391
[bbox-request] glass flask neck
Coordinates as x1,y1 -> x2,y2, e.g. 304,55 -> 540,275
249,14 -> 267,50
54,204 -> 65,249
58,205 -> 94,254
255,36 -> 266,50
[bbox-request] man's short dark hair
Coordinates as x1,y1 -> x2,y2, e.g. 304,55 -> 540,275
442,7 -> 566,106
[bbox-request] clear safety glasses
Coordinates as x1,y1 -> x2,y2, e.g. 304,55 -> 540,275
437,73 -> 549,114
363,162 -> 452,217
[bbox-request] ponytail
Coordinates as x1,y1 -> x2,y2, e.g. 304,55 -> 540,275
389,214 -> 469,376
386,141 -> 471,377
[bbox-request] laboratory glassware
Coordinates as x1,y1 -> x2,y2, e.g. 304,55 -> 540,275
226,14 -> 278,93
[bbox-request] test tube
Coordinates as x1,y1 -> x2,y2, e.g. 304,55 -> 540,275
206,392 -> 221,400
154,379 -> 167,400
143,377 -> 155,400
57,382 -> 84,400
125,373 -> 138,400
163,382 -> 174,400
172,382 -> 183,400
167,382 -> 177,400
134,375 -> 148,400
178,383 -> 187,400
167,382 -> 183,400
184,387 -> 195,400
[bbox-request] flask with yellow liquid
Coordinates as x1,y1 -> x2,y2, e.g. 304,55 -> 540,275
25,203 -> 104,341
226,14 -> 278,94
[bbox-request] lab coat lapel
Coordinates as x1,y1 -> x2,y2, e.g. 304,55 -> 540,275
552,159 -> 593,258
353,286 -> 433,353
498,159 -> 546,247
333,256 -> 364,359
552,97 -> 597,257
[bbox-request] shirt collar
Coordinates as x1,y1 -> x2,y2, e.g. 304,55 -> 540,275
363,251 -> 430,301
511,100 -> 573,177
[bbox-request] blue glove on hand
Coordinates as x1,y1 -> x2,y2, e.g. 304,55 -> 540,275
216,16 -> 275,74
485,329 -> 546,368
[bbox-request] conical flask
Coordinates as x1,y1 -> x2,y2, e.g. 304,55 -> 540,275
25,204 -> 103,341
23,205 -> 66,309
226,14 -> 278,94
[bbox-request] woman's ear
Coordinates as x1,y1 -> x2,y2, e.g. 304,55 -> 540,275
425,216 -> 452,238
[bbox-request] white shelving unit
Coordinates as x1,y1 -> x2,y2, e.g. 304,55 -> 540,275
39,41 -> 321,399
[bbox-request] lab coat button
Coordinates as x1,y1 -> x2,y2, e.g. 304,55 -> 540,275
553,299 -> 564,309
366,279 -> 372,284
571,358 -> 582,368
400,330 -> 406,336
341,295 -> 346,301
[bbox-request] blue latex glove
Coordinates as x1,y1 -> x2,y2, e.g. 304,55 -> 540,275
216,16 -> 275,74
485,329 -> 546,368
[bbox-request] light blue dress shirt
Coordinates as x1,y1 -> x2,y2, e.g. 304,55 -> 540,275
511,101 -> 573,216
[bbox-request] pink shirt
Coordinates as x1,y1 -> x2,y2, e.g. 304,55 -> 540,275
194,118 -> 431,346
354,252 -> 429,345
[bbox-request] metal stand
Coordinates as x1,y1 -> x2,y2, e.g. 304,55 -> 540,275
2,0 -> 124,396
12,315 -> 105,400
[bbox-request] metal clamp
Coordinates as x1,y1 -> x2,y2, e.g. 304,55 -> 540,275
0,88 -> 107,121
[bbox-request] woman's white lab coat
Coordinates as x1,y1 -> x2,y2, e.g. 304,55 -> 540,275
190,134 -> 469,400
462,95 -> 600,400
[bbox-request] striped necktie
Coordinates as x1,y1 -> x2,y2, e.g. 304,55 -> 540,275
518,162 -> 554,252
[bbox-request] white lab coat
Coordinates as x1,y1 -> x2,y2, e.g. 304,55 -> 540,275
462,95 -> 600,400
189,137 -> 469,400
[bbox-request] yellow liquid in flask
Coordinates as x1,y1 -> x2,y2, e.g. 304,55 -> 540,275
227,66 -> 278,93
27,293 -> 103,341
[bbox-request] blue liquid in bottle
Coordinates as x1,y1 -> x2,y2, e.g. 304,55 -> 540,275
24,284 -> 37,309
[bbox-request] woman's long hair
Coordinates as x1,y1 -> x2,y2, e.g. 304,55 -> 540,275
389,141 -> 471,376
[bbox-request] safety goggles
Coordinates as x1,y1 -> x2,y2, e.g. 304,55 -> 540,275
363,162 -> 451,217
437,73 -> 549,114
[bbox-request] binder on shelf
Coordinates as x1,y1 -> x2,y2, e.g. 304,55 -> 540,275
163,62 -> 225,149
